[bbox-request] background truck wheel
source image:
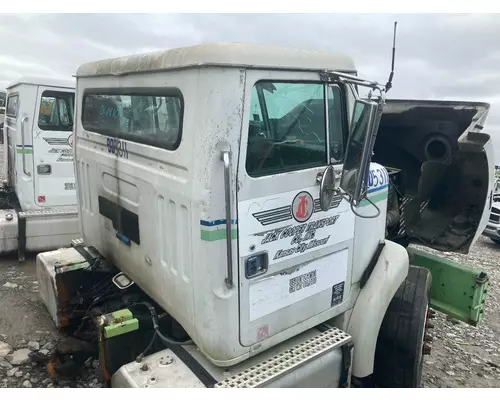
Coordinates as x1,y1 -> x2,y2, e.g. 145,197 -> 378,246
372,266 -> 432,388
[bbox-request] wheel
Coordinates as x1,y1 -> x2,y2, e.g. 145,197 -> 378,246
490,237 -> 500,245
372,266 -> 432,388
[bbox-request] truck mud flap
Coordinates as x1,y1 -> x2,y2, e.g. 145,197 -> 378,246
407,248 -> 489,326
17,213 -> 26,261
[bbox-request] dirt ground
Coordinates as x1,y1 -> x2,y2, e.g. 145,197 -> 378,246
417,238 -> 500,388
0,143 -> 499,387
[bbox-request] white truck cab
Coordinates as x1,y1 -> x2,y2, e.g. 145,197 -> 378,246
35,43 -> 494,388
0,89 -> 5,143
0,76 -> 81,259
483,178 -> 500,244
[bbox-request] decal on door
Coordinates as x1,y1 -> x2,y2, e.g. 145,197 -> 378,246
43,137 -> 69,145
331,281 -> 345,306
239,183 -> 354,264
260,215 -> 340,260
248,249 -> 348,321
252,195 -> 342,226
292,191 -> 314,222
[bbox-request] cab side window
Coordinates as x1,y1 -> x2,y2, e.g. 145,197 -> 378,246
81,91 -> 183,151
6,95 -> 19,118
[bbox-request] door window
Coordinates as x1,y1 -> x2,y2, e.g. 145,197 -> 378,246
38,90 -> 75,131
245,81 -> 346,178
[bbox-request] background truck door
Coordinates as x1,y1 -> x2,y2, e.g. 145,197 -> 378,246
237,70 -> 355,346
32,86 -> 76,207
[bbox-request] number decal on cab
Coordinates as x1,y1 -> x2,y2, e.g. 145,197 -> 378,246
106,137 -> 129,159
368,167 -> 389,188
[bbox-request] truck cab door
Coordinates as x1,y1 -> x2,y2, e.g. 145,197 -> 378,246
32,86 -> 76,207
236,71 -> 367,346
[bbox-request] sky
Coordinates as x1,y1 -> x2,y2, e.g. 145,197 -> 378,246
1,13 -> 499,160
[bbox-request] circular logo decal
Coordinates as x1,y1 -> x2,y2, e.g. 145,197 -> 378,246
68,134 -> 74,148
292,191 -> 314,223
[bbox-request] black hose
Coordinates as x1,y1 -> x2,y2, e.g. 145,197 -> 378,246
155,328 -> 193,347
136,331 -> 157,363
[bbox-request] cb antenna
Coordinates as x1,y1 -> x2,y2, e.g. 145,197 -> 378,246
385,21 -> 398,93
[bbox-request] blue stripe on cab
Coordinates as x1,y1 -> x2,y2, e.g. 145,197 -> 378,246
200,219 -> 238,227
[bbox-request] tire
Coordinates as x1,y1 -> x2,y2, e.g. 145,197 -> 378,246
372,266 -> 432,388
490,237 -> 500,245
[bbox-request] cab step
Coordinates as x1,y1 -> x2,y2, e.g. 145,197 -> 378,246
215,327 -> 353,388
16,206 -> 80,261
18,206 -> 78,218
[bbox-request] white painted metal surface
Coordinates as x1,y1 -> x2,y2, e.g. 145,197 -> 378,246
72,43 -> 403,373
0,209 -> 18,253
111,349 -> 206,388
248,250 -> 349,322
0,77 -> 81,255
112,326 -> 352,388
5,76 -> 74,90
346,240 -> 409,378
36,246 -> 91,327
4,77 -> 76,210
76,42 -> 356,77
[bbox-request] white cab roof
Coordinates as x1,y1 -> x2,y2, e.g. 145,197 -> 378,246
6,76 -> 75,90
76,42 -> 356,77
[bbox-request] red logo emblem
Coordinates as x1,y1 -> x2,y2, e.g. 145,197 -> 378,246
292,191 -> 314,223
38,195 -> 46,203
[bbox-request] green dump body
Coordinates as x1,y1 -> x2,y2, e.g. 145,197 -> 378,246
407,248 -> 489,326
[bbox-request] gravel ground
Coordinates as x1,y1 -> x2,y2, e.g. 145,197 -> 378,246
416,237 -> 500,388
0,145 -> 499,387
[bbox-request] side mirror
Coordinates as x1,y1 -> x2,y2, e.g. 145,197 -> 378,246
340,99 -> 379,206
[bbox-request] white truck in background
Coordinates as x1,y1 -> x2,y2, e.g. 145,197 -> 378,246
483,176 -> 500,244
0,76 -> 81,260
0,89 -> 5,143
